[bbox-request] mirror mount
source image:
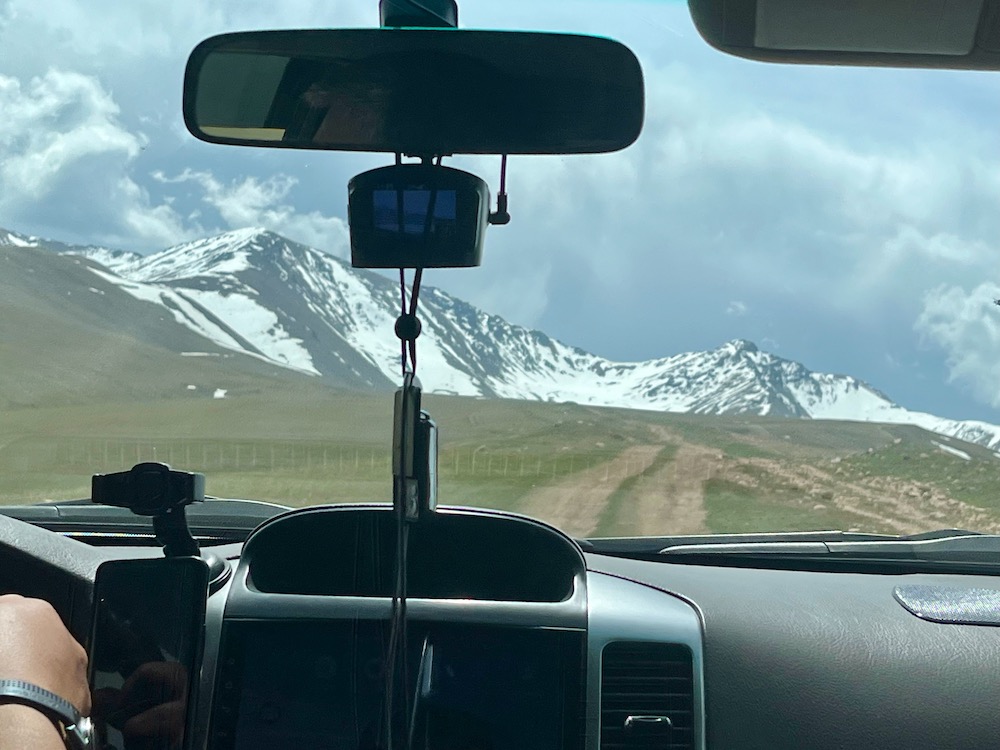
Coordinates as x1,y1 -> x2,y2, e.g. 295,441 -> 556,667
380,0 -> 458,28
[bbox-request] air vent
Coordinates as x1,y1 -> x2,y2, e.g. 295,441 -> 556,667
601,641 -> 694,750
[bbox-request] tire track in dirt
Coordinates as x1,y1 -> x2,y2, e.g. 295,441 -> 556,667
629,442 -> 715,536
517,445 -> 661,537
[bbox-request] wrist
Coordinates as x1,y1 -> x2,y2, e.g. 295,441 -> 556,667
0,680 -> 92,749
0,703 -> 65,749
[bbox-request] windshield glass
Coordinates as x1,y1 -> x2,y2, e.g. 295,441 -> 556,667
2,0 -> 1000,539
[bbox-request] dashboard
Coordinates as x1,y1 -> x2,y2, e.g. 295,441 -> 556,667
5,503 -> 1000,749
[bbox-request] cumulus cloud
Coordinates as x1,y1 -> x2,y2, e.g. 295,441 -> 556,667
0,69 -> 191,248
0,71 -> 139,197
1,0 -> 367,60
154,169 -> 349,257
510,62 -> 1000,311
916,283 -> 1000,408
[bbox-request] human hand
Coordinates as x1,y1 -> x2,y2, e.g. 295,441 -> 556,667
0,594 -> 90,715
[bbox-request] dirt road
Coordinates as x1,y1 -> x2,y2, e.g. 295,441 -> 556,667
517,433 -> 715,537
517,445 -> 661,537
629,442 -> 714,536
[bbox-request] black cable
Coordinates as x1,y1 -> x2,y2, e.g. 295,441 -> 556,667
409,270 -> 422,316
398,269 -> 424,377
399,269 -> 409,376
387,376 -> 418,750
489,154 -> 511,225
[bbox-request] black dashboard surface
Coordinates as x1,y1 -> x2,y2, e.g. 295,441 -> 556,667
9,507 -> 1000,749
589,553 -> 1000,750
212,620 -> 584,750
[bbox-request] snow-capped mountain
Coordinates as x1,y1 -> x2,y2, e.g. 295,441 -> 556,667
1,227 -> 112,256
53,227 -> 1000,449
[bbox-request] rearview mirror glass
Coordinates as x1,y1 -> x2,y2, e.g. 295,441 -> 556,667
183,29 -> 645,155
689,0 -> 1000,70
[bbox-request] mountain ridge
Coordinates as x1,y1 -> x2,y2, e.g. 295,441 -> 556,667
6,224 -> 999,450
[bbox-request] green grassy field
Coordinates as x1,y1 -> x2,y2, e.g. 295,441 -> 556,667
2,388 -> 1000,537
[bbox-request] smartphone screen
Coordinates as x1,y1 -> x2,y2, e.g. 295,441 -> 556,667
89,557 -> 208,750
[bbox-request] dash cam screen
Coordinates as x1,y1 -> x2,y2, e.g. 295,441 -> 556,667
212,621 -> 583,750
373,189 -> 457,236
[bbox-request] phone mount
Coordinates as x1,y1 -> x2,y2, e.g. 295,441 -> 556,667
92,462 -> 228,584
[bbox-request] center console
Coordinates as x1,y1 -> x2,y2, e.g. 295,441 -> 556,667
207,506 -> 591,750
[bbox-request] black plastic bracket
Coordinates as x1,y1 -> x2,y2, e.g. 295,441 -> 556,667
92,462 -> 205,558
379,0 -> 458,28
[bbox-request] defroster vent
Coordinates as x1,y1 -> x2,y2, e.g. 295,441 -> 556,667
601,641 -> 694,750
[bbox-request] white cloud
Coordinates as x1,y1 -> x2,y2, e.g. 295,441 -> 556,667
916,283 -> 1000,407
726,300 -> 748,316
0,69 -> 191,248
443,57 -> 1000,346
1,0 -> 367,60
0,71 -> 138,197
154,169 -> 349,257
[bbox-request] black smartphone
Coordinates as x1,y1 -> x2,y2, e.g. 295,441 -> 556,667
89,557 -> 209,750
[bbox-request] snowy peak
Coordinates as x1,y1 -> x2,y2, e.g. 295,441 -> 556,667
24,224 -> 1000,451
0,229 -> 39,248
109,227 -> 277,282
720,338 -> 760,356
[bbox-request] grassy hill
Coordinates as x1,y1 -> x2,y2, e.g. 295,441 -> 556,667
2,387 -> 999,538
0,244 -> 352,408
4,242 -> 1000,537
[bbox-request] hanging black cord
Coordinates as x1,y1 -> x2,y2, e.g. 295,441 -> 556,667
489,154 -> 511,225
384,514 -> 409,750
399,270 -> 409,376
397,269 -> 424,377
408,269 -> 422,374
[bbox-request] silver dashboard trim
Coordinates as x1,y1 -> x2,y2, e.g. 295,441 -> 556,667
191,567 -> 234,750
586,570 -> 705,750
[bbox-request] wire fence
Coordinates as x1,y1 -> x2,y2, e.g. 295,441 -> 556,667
34,437 -> 642,481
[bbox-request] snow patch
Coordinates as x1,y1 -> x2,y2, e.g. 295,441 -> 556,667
179,289 -> 319,375
933,442 -> 971,461
0,232 -> 38,247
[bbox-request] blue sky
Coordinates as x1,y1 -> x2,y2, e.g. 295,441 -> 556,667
1,0 -> 1000,424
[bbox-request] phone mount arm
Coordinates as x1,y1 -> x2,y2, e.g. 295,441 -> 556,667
92,462 -> 204,557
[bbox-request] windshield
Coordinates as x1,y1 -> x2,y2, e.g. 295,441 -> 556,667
2,0 -> 1000,539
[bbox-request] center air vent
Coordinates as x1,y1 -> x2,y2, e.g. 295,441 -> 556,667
601,641 -> 694,750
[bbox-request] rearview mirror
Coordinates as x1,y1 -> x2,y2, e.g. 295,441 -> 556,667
689,0 -> 1000,70
183,28 -> 644,155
